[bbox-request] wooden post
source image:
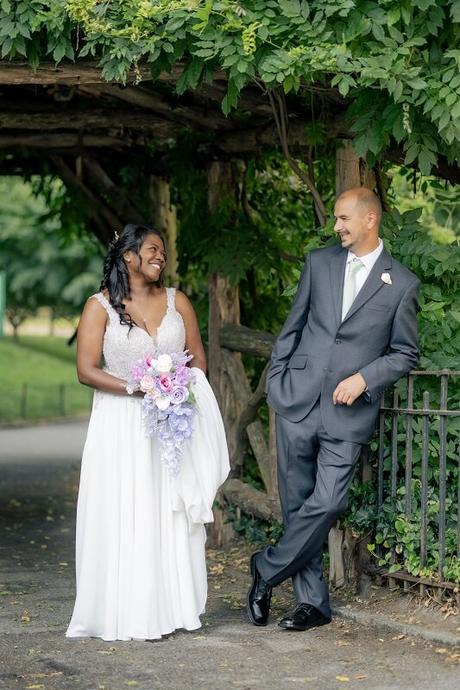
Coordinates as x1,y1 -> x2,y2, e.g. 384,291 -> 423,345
328,140 -> 375,592
335,140 -> 375,193
207,160 -> 241,546
149,175 -> 178,285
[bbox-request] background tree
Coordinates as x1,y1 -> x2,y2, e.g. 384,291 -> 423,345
0,177 -> 103,338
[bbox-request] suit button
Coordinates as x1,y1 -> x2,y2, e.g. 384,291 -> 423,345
335,339 -> 341,344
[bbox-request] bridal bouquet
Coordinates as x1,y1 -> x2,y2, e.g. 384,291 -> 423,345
128,351 -> 197,476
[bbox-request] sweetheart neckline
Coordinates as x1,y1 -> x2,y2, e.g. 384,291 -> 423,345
132,310 -> 184,343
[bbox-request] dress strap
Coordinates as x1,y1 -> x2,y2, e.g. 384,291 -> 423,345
91,292 -> 116,320
165,287 -> 176,312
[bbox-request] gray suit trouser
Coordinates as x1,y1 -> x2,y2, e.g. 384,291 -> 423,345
256,399 -> 362,618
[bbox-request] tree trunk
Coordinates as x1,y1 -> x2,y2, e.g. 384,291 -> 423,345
328,142 -> 374,591
207,160 -> 241,547
149,176 -> 178,285
335,140 -> 375,193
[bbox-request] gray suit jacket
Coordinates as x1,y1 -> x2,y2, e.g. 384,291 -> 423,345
266,244 -> 420,443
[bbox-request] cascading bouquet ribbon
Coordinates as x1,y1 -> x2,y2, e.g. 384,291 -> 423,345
128,351 -> 197,476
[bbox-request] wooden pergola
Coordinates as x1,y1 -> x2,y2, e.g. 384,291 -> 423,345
1,59 -> 458,553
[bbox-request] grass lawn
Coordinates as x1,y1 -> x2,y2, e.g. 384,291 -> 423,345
0,336 -> 91,422
3,335 -> 77,363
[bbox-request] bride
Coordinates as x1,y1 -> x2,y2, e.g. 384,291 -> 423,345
66,223 -> 229,641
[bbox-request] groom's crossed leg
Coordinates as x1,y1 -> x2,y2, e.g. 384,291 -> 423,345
256,400 -> 361,619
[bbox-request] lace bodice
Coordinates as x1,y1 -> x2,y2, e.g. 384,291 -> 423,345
91,288 -> 186,380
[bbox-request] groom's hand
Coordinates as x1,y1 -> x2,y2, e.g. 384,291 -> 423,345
333,373 -> 367,406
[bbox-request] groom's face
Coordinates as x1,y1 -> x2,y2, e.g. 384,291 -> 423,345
333,196 -> 370,255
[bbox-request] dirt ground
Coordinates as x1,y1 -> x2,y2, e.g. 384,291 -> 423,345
0,421 -> 459,690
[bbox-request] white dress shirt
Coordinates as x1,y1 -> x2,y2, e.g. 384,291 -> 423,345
343,238 -> 383,297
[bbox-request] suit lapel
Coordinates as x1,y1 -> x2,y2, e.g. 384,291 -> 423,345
341,248 -> 393,324
329,247 -> 348,329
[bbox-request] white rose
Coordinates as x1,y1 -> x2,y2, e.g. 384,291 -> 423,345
156,354 -> 173,373
156,396 -> 171,411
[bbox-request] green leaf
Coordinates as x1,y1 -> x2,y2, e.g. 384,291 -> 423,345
221,78 -> 240,115
418,147 -> 436,175
53,41 -> 66,63
279,0 -> 302,18
407,78 -> 428,90
176,58 -> 203,95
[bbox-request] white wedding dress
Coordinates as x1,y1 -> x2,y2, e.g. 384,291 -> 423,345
66,288 -> 229,641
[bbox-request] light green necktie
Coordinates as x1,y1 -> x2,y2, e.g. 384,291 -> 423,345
341,258 -> 365,320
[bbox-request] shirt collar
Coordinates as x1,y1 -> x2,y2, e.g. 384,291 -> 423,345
347,238 -> 383,272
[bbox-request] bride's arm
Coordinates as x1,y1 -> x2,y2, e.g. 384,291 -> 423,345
76,298 -> 137,395
175,291 -> 207,374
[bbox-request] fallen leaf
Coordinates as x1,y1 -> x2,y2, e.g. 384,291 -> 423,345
392,634 -> 405,640
435,648 -> 448,654
355,675 -> 368,680
21,611 -> 31,623
26,685 -> 45,689
336,676 -> 350,682
209,564 -> 225,575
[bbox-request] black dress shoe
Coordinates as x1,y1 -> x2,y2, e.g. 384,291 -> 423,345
278,603 -> 331,631
246,553 -> 272,626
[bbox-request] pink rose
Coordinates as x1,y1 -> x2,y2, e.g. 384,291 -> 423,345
159,373 -> 173,392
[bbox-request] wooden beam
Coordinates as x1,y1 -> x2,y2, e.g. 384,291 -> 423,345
222,478 -> 281,522
50,155 -> 122,234
82,155 -> 145,225
0,133 -> 133,149
212,116 -> 349,155
0,61 -> 226,85
220,323 -> 275,359
0,61 -> 153,85
0,110 -> 180,133
77,84 -> 234,131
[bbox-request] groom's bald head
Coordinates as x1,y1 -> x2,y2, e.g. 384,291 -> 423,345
336,188 -> 382,224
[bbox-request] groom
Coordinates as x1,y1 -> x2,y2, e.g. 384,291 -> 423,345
247,187 -> 420,631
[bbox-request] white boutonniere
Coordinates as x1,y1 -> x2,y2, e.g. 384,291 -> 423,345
381,272 -> 392,285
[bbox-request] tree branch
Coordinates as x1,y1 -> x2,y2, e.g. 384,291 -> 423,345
267,88 -> 327,226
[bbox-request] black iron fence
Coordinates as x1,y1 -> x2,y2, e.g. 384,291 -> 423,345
0,382 -> 92,423
367,370 -> 460,592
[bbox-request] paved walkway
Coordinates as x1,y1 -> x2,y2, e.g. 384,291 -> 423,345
0,422 -> 459,690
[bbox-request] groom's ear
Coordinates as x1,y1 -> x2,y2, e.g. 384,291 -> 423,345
366,210 -> 378,230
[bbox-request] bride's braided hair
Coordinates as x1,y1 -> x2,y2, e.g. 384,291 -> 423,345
100,223 -> 166,329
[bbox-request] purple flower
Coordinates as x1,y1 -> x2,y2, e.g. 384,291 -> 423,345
174,365 -> 191,386
171,386 -> 188,405
131,366 -> 144,381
